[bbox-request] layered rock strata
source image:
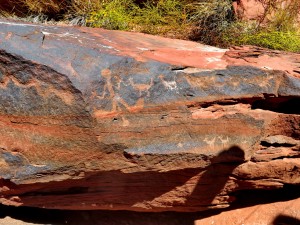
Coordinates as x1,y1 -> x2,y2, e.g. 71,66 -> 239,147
0,19 -> 299,212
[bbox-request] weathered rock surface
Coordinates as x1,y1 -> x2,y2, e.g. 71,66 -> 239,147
1,190 -> 300,225
234,0 -> 300,22
0,19 -> 299,212
196,197 -> 300,225
1,198 -> 300,225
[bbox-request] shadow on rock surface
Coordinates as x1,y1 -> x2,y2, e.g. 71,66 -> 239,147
272,214 -> 300,225
1,146 -> 300,225
0,204 -> 65,225
3,145 -> 245,213
185,145 -> 245,208
0,146 -> 246,225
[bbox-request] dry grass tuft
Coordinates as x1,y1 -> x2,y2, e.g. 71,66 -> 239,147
19,0 -> 69,14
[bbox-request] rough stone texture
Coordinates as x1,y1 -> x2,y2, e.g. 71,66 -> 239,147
195,197 -> 300,225
1,195 -> 300,224
235,0 -> 300,22
0,19 -> 299,212
234,0 -> 265,20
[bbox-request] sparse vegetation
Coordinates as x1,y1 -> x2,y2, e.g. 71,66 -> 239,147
85,0 -> 191,38
222,0 -> 300,52
223,23 -> 300,52
0,0 -> 299,52
188,0 -> 234,45
20,0 -> 66,14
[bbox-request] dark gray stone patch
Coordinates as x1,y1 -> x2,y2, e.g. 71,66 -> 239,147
0,67 -> 4,82
0,149 -> 51,181
1,151 -> 26,166
0,50 -> 93,127
278,73 -> 300,96
125,141 -> 207,155
13,70 -> 33,84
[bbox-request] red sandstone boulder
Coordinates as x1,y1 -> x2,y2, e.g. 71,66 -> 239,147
196,197 -> 300,225
235,0 -> 300,22
233,0 -> 265,20
0,19 -> 299,212
2,197 -> 300,224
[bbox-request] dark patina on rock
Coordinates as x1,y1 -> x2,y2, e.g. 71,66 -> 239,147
0,19 -> 299,211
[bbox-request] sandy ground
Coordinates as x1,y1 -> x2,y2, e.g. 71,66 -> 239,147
0,217 -> 49,225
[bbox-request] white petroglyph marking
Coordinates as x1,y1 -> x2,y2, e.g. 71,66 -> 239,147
97,44 -> 114,49
175,44 -> 227,52
42,31 -> 95,41
163,80 -> 177,90
41,31 -> 51,35
178,68 -> 212,74
97,43 -> 120,52
262,66 -> 273,70
104,38 -> 113,43
206,57 -> 223,63
177,143 -> 183,148
77,36 -> 95,41
159,75 -> 179,92
242,139 -> 250,145
0,21 -> 43,27
58,32 -> 72,37
31,164 -> 47,167
137,47 -> 149,51
204,137 -> 216,148
198,45 -> 228,53
258,75 -> 274,88
219,136 -> 230,148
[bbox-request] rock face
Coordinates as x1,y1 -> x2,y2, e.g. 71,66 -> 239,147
1,196 -> 300,225
0,19 -> 299,212
196,197 -> 300,225
235,0 -> 300,22
234,0 -> 265,20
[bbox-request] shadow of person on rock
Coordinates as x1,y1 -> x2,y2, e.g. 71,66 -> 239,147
0,146 -> 245,225
185,145 -> 245,209
272,214 -> 300,225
